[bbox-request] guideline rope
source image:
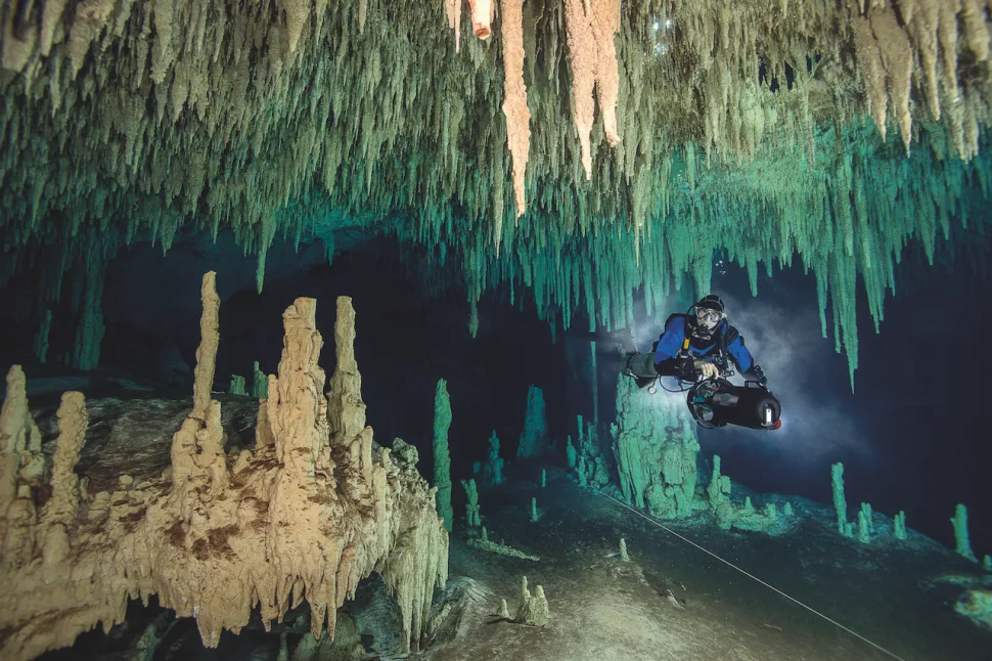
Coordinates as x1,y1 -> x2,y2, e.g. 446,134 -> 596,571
598,491 -> 908,661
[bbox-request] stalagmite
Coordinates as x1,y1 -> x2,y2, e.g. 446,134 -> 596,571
38,392 -> 87,568
0,365 -> 43,548
433,379 -> 454,532
192,271 -> 220,420
170,272 -> 227,497
0,287 -> 448,661
328,296 -> 366,441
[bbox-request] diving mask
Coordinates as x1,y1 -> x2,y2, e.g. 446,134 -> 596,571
695,307 -> 722,327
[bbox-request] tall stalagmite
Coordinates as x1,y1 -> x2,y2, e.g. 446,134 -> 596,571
433,379 -> 454,532
0,365 -> 44,560
0,283 -> 448,660
612,374 -> 700,519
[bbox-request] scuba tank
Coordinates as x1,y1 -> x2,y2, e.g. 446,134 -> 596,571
687,378 -> 782,431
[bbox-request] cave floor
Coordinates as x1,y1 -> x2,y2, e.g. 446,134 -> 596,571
420,465 -> 992,661
21,393 -> 992,661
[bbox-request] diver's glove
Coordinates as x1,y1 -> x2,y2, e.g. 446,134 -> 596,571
751,364 -> 767,386
693,360 -> 720,381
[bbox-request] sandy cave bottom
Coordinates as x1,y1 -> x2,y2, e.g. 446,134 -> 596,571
31,421 -> 992,661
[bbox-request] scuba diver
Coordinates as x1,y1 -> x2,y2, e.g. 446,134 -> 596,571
622,294 -> 782,431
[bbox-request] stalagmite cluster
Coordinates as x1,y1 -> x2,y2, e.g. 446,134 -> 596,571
611,374 -> 699,519
2,1 -> 992,384
0,274 -> 448,661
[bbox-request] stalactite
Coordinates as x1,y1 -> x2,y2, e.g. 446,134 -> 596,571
500,0 -> 532,236
563,0 -> 622,180
469,0 -> 495,39
445,0 -> 463,53
869,8 -> 914,152
0,0 -> 990,391
852,14 -> 888,142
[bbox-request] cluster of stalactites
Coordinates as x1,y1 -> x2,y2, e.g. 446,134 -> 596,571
1,1 -> 992,386
849,0 -> 991,159
4,0 -> 991,283
405,122 -> 990,389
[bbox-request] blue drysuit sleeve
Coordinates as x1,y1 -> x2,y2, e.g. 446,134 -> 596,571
654,316 -> 686,365
727,333 -> 754,373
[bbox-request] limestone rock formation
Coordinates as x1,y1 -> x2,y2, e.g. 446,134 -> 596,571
0,366 -> 44,533
500,0 -> 532,230
3,1 -> 992,388
433,378 -> 454,532
0,277 -> 448,661
612,374 -> 699,519
515,576 -> 550,626
563,0 -> 622,179
516,385 -> 549,458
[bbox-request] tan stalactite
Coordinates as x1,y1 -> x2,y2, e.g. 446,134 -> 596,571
593,0 -> 621,147
469,0 -> 494,39
39,0 -> 70,57
284,0 -> 311,55
500,0 -> 532,237
851,14 -> 888,141
66,0 -> 118,75
564,0 -> 597,179
0,291 -> 448,661
564,0 -> 622,180
908,0 -> 941,120
1,7 -> 36,72
445,0 -> 464,53
938,0 -> 962,99
151,0 -> 177,85
870,8 -> 913,152
960,0 -> 990,62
